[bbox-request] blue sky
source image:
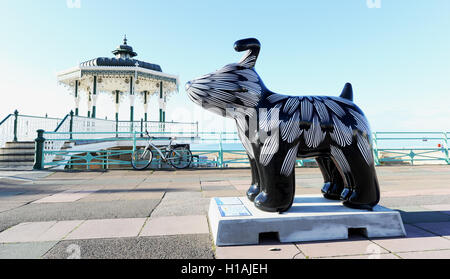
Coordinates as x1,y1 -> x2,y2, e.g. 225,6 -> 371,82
0,0 -> 449,132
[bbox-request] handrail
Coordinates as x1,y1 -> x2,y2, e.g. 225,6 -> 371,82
72,115 -> 197,126
117,120 -> 197,125
18,114 -> 62,121
375,132 -> 447,134
0,114 -> 12,126
54,114 -> 70,132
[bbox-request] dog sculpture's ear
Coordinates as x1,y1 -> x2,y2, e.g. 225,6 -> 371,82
234,38 -> 261,68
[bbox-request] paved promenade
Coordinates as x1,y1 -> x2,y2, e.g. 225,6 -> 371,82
0,166 -> 449,259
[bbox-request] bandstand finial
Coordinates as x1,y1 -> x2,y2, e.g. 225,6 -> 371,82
123,35 -> 128,45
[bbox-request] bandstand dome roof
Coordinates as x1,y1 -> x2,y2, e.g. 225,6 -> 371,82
80,36 -> 163,72
80,57 -> 162,72
57,36 -> 179,97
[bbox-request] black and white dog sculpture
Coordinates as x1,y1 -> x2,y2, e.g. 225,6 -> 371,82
186,38 -> 380,213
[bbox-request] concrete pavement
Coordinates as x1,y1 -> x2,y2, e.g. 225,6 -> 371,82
0,165 -> 449,259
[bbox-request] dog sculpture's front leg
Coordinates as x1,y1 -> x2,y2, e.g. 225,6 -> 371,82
253,141 -> 296,213
247,156 -> 261,201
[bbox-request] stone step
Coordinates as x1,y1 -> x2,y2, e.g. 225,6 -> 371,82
0,161 -> 34,169
0,154 -> 35,162
0,148 -> 35,155
5,142 -> 35,149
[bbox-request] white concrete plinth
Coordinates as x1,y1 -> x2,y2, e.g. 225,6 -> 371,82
208,195 -> 406,247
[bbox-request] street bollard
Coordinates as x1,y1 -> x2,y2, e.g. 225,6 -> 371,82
33,129 -> 45,170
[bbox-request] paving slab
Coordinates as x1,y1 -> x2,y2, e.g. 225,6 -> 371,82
296,237 -> 389,258
32,190 -> 99,204
382,188 -> 450,198
324,253 -> 400,259
76,192 -> 124,202
140,215 -> 209,237
0,242 -> 57,259
0,220 -> 83,243
0,199 -> 160,233
202,190 -> 242,198
422,204 -> 450,216
414,222 -> 450,238
0,202 -> 26,213
393,206 -> 450,224
380,195 -> 450,208
371,224 -> 450,253
44,235 -> 214,259
150,192 -> 210,217
0,190 -> 25,197
119,191 -> 165,201
66,218 -> 147,240
397,249 -> 450,259
232,184 -> 251,191
216,242 -> 302,259
201,185 -> 235,191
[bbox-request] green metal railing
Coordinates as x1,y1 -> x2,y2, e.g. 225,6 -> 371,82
373,132 -> 450,165
37,131 -> 244,169
33,129 -> 450,170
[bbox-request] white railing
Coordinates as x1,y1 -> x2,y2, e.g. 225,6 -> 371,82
0,112 -> 62,148
0,114 -> 14,148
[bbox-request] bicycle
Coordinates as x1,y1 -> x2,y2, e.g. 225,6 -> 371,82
131,131 -> 193,170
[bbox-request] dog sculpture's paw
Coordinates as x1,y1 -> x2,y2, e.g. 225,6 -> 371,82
321,182 -> 342,201
246,184 -> 260,202
254,191 -> 293,213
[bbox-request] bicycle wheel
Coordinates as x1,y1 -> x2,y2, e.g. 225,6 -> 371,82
168,146 -> 193,169
131,147 -> 153,170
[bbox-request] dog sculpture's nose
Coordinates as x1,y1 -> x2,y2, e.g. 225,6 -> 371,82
185,81 -> 192,91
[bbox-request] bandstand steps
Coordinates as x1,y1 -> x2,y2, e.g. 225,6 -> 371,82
0,142 -> 35,169
4,141 -> 35,149
0,148 -> 35,155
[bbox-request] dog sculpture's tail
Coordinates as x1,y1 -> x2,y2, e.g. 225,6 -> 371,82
234,38 -> 261,68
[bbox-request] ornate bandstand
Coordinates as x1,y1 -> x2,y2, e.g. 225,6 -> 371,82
57,36 -> 179,124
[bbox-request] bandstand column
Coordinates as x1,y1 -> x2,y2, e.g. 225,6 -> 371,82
114,90 -> 120,137
87,92 -> 92,118
91,76 -> 98,118
74,80 -> 80,116
143,91 -> 149,122
129,77 -> 135,124
159,81 -> 166,122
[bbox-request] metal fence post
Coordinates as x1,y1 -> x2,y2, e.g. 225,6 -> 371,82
13,110 -> 19,142
443,132 -> 449,165
196,121 -> 199,138
219,133 -> 224,168
133,132 -> 137,152
33,129 -> 45,170
372,132 -> 380,166
69,110 -> 74,140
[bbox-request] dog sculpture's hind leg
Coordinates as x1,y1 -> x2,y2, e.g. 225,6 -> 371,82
330,135 -> 381,210
316,157 -> 345,200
